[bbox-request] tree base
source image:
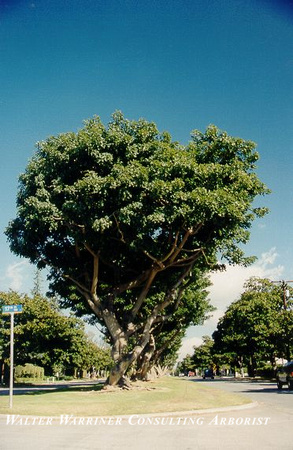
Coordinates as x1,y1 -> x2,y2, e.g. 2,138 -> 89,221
103,376 -> 132,390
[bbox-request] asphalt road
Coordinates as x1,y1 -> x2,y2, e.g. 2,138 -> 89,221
0,378 -> 292,450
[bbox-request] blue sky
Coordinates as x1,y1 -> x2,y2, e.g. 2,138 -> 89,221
0,0 -> 292,355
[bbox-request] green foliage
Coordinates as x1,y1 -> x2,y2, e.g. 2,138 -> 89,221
0,291 -> 111,376
177,354 -> 195,374
7,114 -> 269,289
192,335 -> 214,370
7,115 -> 268,275
150,275 -> 214,369
15,363 -> 44,380
213,277 -> 293,373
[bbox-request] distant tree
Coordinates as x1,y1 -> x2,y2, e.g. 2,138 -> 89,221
6,113 -> 269,386
192,335 -> 214,372
177,354 -> 195,375
0,291 -> 111,382
213,278 -> 293,376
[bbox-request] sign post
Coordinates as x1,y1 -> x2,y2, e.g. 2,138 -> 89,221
1,305 -> 23,408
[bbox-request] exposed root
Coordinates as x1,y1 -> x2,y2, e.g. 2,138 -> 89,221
102,377 -> 157,392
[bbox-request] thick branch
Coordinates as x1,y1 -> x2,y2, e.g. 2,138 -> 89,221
112,226 -> 204,299
171,249 -> 203,267
113,213 -> 126,243
84,243 -> 98,258
91,255 -> 99,295
102,308 -> 126,344
130,268 -> 158,319
63,273 -> 91,296
114,269 -> 152,295
143,230 -> 180,267
154,264 -> 193,315
167,229 -> 192,264
84,292 -> 103,320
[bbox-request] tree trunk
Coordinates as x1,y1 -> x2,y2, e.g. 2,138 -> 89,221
0,360 -> 4,385
136,334 -> 156,380
86,262 -> 192,387
1,361 -> 9,386
107,358 -> 132,387
247,355 -> 256,377
105,317 -> 155,387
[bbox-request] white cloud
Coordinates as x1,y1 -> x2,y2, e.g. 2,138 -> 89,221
208,247 -> 284,310
2,260 -> 31,292
178,336 -> 203,360
203,308 -> 225,328
257,223 -> 266,229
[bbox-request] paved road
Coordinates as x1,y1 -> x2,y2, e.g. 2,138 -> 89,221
0,378 -> 292,450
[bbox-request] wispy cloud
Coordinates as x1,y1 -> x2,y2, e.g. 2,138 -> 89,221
1,260 -> 31,291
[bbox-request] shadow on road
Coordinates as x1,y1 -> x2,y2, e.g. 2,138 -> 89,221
237,388 -> 293,395
186,377 -> 293,395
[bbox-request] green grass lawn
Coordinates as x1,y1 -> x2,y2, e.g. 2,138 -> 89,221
0,377 -> 251,416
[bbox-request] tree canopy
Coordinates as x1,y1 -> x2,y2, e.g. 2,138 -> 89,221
0,291 -> 111,380
178,335 -> 215,376
213,277 -> 293,376
192,335 -> 215,370
6,112 -> 269,385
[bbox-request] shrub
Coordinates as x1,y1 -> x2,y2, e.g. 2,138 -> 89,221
15,363 -> 44,380
255,365 -> 275,379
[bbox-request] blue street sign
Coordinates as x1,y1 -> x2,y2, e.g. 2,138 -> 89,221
2,305 -> 23,314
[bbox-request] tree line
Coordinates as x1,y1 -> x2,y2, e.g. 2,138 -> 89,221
178,278 -> 293,378
0,291 -> 112,384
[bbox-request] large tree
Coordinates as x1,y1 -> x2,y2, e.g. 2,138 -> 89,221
6,112 -> 269,386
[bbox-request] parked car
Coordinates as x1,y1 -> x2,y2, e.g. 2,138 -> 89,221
276,361 -> 293,390
202,368 -> 214,379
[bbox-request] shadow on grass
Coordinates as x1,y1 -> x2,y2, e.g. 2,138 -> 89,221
0,382 -> 104,396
